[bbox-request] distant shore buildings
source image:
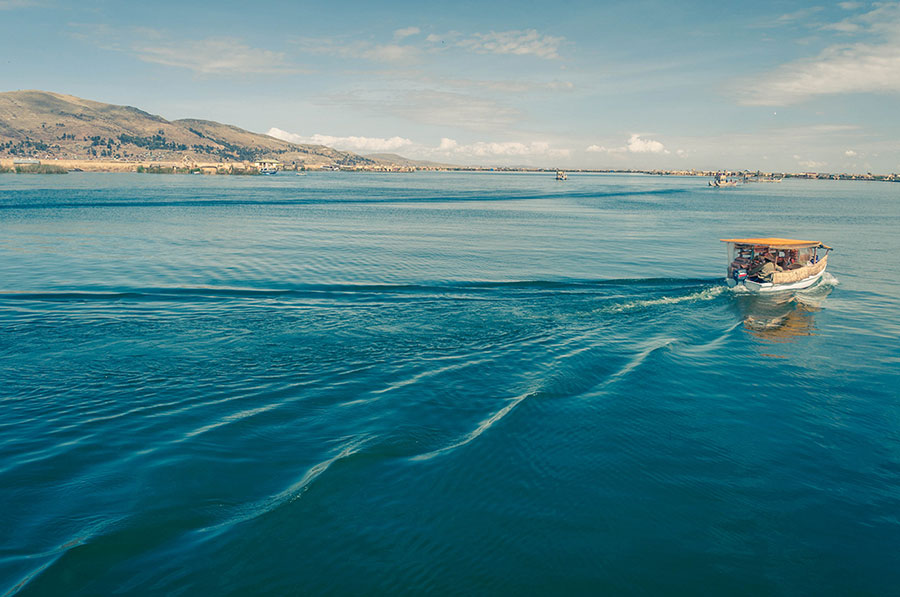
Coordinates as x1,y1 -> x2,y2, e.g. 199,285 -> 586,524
1,156 -> 897,182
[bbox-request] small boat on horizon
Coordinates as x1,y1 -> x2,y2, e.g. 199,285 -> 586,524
743,174 -> 784,183
709,172 -> 738,187
721,237 -> 832,293
556,170 -> 567,180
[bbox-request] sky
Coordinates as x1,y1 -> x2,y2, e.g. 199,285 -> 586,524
2,0 -> 900,172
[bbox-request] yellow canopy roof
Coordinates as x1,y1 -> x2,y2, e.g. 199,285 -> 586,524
720,237 -> 831,249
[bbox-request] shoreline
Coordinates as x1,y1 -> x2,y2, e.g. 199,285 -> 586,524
0,158 -> 255,174
1,158 -> 898,182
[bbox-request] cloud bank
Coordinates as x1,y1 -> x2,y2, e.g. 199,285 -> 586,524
0,0 -> 37,8
587,134 -> 668,154
267,129 -> 570,162
268,128 -> 413,152
393,27 -> 421,40
436,137 -> 569,158
453,29 -> 564,59
739,3 -> 900,105
133,38 -> 300,74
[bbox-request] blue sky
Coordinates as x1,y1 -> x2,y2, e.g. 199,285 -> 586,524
2,0 -> 899,172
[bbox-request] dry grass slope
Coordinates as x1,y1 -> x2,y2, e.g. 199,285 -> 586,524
0,90 -> 374,167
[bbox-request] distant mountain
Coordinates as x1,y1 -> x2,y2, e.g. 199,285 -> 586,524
0,90 -> 375,167
364,153 -> 454,169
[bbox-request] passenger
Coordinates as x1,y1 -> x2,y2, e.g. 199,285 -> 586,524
758,255 -> 782,282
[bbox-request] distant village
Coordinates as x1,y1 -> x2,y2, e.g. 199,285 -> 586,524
629,168 -> 900,183
3,156 -> 900,182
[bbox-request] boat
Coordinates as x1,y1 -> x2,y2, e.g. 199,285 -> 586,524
556,170 -> 567,180
254,160 -> 280,175
743,174 -> 784,183
721,238 -> 832,292
709,172 -> 738,187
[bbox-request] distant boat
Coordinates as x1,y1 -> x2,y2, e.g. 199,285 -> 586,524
255,160 -> 280,175
721,237 -> 832,293
556,170 -> 567,180
709,172 -> 737,187
296,172 -> 307,176
743,174 -> 784,183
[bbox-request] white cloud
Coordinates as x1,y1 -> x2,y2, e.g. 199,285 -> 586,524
585,144 -> 626,154
740,3 -> 900,105
586,135 -> 668,155
440,78 -> 574,93
394,27 -> 421,40
839,2 -> 862,10
798,159 -> 827,169
435,138 -> 569,158
845,149 -> 858,156
775,6 -> 824,24
0,0 -> 37,8
133,38 -> 301,74
808,124 -> 859,132
362,44 -> 421,63
739,43 -> 900,104
326,89 -> 521,130
71,25 -> 303,75
292,37 -> 420,64
267,128 -> 413,152
626,134 -> 667,153
456,29 -> 565,59
821,20 -> 862,32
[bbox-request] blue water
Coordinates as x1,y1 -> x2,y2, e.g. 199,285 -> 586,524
2,172 -> 899,594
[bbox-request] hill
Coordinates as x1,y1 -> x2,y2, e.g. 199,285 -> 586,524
364,153 -> 453,169
0,90 -> 375,167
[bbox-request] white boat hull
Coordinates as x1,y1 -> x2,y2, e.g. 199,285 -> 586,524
727,266 -> 826,293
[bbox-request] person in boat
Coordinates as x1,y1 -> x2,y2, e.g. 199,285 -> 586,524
757,254 -> 783,282
748,257 -> 765,278
785,250 -> 801,270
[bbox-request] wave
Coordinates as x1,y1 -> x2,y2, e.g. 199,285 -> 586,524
410,390 -> 534,461
0,187 -> 686,211
0,278 -> 722,302
187,437 -> 372,542
1,519 -> 121,597
820,272 -> 840,287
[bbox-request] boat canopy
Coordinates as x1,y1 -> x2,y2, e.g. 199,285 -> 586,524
720,238 -> 832,250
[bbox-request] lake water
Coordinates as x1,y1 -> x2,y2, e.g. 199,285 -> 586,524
2,172 -> 899,595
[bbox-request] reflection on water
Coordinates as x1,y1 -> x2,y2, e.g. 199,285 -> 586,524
733,281 -> 834,343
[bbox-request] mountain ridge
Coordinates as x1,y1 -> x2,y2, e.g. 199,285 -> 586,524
0,90 -> 401,168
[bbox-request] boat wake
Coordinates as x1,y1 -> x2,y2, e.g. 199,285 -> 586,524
597,284 -> 727,314
0,277 -> 725,303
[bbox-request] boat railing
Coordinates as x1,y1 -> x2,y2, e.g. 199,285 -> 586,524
770,254 -> 827,284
